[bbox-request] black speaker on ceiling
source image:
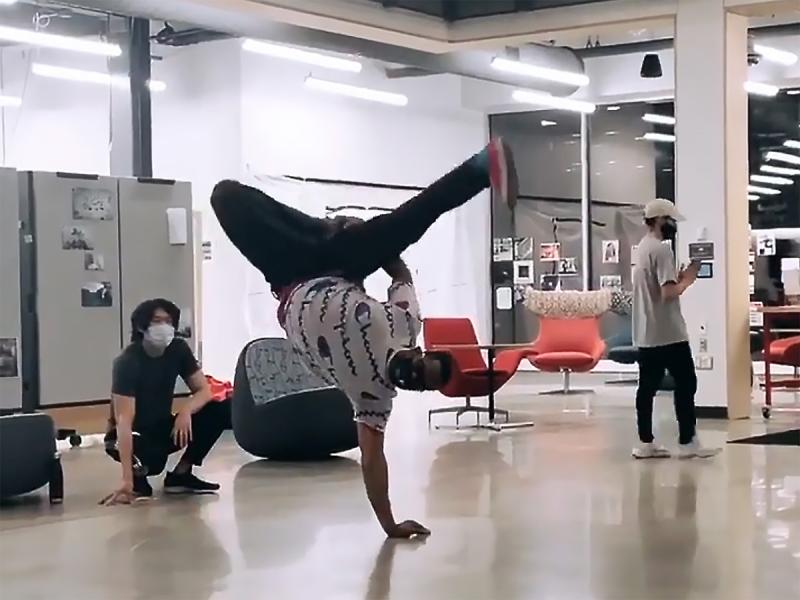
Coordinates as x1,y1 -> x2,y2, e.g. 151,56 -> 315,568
640,53 -> 663,78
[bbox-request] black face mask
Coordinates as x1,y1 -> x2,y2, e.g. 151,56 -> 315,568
660,219 -> 677,240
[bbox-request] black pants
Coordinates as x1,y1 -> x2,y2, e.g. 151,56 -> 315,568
635,341 -> 697,445
106,401 -> 230,476
211,156 -> 488,286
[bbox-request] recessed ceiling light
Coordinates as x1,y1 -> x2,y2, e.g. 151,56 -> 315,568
636,165 -> 645,169
642,113 -> 676,126
766,151 -> 800,165
748,194 -> 760,201
605,131 -> 618,135
608,160 -> 616,165
787,90 -> 800,96
643,132 -> 676,143
751,173 -> 793,185
783,140 -> 800,149
572,133 -> 581,138
761,164 -> 800,176
748,184 -> 781,195
606,105 -> 621,111
745,81 -> 779,97
541,119 -> 557,127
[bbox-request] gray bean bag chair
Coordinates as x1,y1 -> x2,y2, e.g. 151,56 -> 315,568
232,338 -> 358,460
0,413 -> 63,503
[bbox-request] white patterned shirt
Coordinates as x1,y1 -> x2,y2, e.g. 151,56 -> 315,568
283,277 -> 421,431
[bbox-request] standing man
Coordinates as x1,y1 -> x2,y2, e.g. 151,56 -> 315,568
102,298 -> 229,505
631,199 -> 720,459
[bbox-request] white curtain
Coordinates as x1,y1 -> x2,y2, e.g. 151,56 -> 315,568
241,171 -> 489,344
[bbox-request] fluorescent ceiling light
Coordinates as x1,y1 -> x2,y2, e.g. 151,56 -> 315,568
511,89 -> 596,114
788,90 -> 800,96
748,184 -> 781,195
783,139 -> 800,149
491,57 -> 589,87
745,81 -> 779,97
32,63 -> 165,92
0,94 -> 21,107
761,164 -> 800,176
753,44 -> 798,66
766,151 -> 800,165
541,119 -> 557,126
605,131 -> 618,135
751,173 -> 793,185
642,113 -> 675,125
0,25 -> 120,56
606,105 -> 621,111
643,132 -> 675,143
242,39 -> 361,73
304,76 -> 407,106
748,194 -> 760,201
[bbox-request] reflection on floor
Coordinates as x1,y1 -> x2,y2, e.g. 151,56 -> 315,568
1,381 -> 799,600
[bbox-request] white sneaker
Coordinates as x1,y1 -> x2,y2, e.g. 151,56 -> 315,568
632,442 -> 671,459
678,437 -> 721,459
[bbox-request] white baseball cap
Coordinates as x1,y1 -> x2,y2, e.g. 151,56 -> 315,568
644,198 -> 684,221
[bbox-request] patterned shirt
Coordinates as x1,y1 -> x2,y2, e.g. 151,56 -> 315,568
283,277 -> 422,431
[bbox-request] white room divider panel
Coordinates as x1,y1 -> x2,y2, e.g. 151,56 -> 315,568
30,172 -> 123,406
117,178 -> 195,355
0,168 -> 22,410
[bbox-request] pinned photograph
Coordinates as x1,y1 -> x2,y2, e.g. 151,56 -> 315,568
600,275 -> 623,289
513,260 -> 535,285
539,242 -> 561,262
84,252 -> 105,272
72,187 -> 114,221
558,257 -> 578,276
602,239 -> 620,264
513,285 -> 528,303
495,286 -> 513,310
540,274 -> 559,291
81,281 -> 113,308
631,245 -> 639,266
756,233 -> 775,257
493,237 -> 513,262
62,226 -> 94,251
177,307 -> 193,339
514,237 -> 534,260
0,338 -> 18,378
748,274 -> 755,295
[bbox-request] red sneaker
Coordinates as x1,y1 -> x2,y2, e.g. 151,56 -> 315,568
488,138 -> 519,209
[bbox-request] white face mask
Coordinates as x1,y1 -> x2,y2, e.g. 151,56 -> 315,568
144,323 -> 175,351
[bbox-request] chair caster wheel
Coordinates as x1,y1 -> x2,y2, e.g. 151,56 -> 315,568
69,434 -> 82,447
761,406 -> 771,419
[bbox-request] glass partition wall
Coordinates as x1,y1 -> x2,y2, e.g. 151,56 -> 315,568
490,101 -> 676,346
491,91 -> 800,364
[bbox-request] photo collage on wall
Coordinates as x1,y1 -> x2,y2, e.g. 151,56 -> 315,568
493,237 -> 538,308
64,187 -> 115,308
599,238 -> 627,290
0,337 -> 19,378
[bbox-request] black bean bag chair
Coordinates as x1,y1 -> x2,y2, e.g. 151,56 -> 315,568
232,338 -> 358,460
0,413 -> 63,504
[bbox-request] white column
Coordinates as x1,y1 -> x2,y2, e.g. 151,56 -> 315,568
675,0 -> 751,418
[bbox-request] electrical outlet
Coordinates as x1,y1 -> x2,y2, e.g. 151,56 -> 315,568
695,355 -> 714,370
699,338 -> 708,353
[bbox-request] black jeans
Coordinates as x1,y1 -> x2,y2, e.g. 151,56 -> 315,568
635,341 -> 697,445
106,401 -> 230,476
210,156 -> 488,286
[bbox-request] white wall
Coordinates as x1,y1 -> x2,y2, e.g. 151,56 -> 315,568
0,48 -> 110,174
152,42 -> 489,379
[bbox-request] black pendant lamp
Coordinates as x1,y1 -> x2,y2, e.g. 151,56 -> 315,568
640,53 -> 663,78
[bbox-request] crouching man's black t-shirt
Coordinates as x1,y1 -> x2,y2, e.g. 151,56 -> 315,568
107,338 -> 200,434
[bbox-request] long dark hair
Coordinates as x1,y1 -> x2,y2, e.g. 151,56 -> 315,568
130,298 -> 180,342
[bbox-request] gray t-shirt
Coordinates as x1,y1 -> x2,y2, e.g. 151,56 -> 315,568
632,234 -> 689,348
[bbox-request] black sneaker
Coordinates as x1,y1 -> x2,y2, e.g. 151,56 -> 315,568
163,471 -> 220,495
133,476 -> 153,498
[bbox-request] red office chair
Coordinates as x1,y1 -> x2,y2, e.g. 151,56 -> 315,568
529,316 -> 605,412
423,318 -> 532,427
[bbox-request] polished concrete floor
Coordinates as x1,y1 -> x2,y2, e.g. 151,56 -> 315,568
2,377 -> 799,600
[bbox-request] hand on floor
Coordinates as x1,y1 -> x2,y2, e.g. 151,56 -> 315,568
385,519 -> 431,539
99,481 -> 136,506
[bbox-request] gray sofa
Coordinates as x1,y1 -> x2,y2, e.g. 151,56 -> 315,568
0,413 -> 63,503
232,338 -> 358,460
